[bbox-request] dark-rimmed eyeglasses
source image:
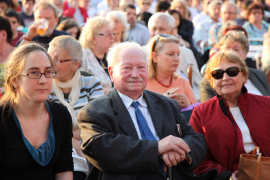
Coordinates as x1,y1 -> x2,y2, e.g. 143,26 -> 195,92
99,32 -> 116,37
251,11 -> 262,15
20,70 -> 56,79
211,67 -> 242,79
152,34 -> 175,51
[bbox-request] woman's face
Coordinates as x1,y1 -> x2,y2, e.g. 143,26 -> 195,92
173,3 -> 185,17
248,9 -> 263,24
221,41 -> 247,61
172,13 -> 180,27
153,42 -> 180,74
213,60 -> 246,98
66,27 -> 78,39
48,47 -> 79,82
93,23 -> 115,53
109,17 -> 125,36
14,51 -> 53,103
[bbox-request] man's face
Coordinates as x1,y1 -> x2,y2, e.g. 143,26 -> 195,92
148,17 -> 171,38
126,7 -> 137,27
109,48 -> 148,99
22,0 -> 35,12
209,4 -> 221,22
34,7 -> 58,36
0,2 -> 8,14
140,0 -> 151,12
7,17 -> 20,35
221,4 -> 237,22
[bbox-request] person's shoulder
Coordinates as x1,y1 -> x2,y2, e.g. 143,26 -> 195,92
80,70 -> 96,77
242,21 -> 251,28
54,29 -> 71,36
136,23 -> 148,30
194,96 -> 218,111
248,67 -> 266,76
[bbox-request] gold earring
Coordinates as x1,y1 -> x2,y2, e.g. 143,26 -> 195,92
93,42 -> 96,45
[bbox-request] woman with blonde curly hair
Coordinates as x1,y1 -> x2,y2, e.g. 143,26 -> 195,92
79,17 -> 114,93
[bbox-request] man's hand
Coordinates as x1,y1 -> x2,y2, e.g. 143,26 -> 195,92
158,135 -> 190,155
230,171 -> 238,180
162,151 -> 182,168
24,20 -> 44,40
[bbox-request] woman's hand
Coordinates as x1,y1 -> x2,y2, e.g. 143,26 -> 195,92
230,171 -> 238,180
168,94 -> 190,109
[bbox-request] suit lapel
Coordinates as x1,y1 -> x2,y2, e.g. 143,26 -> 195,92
248,68 -> 267,95
143,91 -> 163,139
110,88 -> 139,139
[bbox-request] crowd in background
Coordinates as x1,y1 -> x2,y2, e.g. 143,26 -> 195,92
1,0 -> 270,179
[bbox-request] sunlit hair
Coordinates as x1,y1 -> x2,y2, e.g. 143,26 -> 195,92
137,0 -> 151,6
0,43 -> 53,123
106,11 -> 130,40
148,35 -> 180,79
247,3 -> 264,16
56,18 -> 81,40
148,12 -> 175,30
219,30 -> 249,53
221,1 -> 237,13
205,51 -> 249,88
107,42 -> 148,67
207,0 -> 222,13
33,0 -> 59,18
49,35 -> 82,68
171,0 -> 189,19
79,17 -> 110,49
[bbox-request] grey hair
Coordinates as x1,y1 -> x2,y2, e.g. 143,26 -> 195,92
34,0 -> 59,18
207,0 -> 222,13
49,35 -> 83,63
106,11 -> 130,40
221,1 -> 237,12
107,42 -> 148,67
148,12 -> 175,30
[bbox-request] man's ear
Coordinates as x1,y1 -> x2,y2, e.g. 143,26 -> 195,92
0,30 -> 7,41
108,66 -> 114,82
169,28 -> 174,35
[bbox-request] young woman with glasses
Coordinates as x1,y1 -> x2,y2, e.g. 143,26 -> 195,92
0,43 -> 73,180
190,50 -> 270,180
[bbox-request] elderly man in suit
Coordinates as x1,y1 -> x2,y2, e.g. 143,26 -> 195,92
77,42 -> 217,180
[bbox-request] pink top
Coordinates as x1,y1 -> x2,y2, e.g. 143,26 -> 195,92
146,77 -> 197,105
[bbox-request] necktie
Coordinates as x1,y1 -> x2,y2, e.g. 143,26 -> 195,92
131,102 -> 167,177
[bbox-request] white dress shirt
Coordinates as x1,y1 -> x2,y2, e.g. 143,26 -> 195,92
117,91 -> 160,140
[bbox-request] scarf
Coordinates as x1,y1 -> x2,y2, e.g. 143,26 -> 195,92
53,70 -> 81,129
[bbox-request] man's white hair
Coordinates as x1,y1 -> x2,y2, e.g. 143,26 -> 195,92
106,11 -> 130,40
107,42 -> 148,67
148,12 -> 175,30
221,1 -> 237,12
207,0 -> 222,13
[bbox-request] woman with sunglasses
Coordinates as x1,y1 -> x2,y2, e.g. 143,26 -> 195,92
80,17 -> 114,94
0,43 -> 73,179
146,34 -> 197,109
47,35 -> 104,180
200,30 -> 270,103
190,51 -> 270,180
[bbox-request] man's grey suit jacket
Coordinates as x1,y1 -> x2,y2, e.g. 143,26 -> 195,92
200,67 -> 270,103
77,88 -> 208,180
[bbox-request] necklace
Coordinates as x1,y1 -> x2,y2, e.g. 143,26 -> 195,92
155,75 -> 172,87
232,108 -> 242,120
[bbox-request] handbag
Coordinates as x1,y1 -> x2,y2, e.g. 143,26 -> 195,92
238,147 -> 270,180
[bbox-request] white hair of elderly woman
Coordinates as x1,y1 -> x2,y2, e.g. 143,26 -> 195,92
106,11 -> 130,40
148,12 -> 176,30
107,42 -> 149,67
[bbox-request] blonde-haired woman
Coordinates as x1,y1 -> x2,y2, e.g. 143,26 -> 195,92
171,0 -> 194,49
79,17 -> 114,94
146,34 -> 197,108
190,50 -> 270,180
0,43 -> 73,179
106,11 -> 130,43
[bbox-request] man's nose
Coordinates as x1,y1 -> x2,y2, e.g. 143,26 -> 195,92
131,67 -> 139,77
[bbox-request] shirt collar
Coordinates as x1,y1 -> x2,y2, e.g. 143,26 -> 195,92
117,91 -> 147,108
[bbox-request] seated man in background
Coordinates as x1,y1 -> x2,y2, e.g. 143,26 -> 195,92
148,12 -> 202,100
17,0 -> 70,47
77,41 -> 215,180
1,9 -> 24,46
121,4 -> 150,46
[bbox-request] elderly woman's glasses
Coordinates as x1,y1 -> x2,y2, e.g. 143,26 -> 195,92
20,70 -> 56,79
211,67 -> 242,79
99,32 -> 116,37
152,34 -> 175,51
54,58 -> 73,64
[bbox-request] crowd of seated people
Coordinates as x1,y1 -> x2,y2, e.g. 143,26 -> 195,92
0,0 -> 270,179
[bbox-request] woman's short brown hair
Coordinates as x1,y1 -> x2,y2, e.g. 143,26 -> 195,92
247,3 -> 264,16
205,51 -> 249,88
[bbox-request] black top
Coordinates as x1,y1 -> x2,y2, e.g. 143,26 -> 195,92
20,12 -> 34,27
16,29 -> 71,47
0,101 -> 73,180
178,19 -> 194,48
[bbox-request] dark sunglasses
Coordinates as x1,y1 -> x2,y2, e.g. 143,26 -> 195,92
152,34 -> 175,51
211,67 -> 242,79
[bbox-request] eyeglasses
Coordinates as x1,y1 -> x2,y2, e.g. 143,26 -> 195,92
54,58 -> 73,64
20,70 -> 56,79
99,32 -> 116,37
211,67 -> 242,79
251,11 -> 262,15
152,34 -> 175,51
142,2 -> 151,5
